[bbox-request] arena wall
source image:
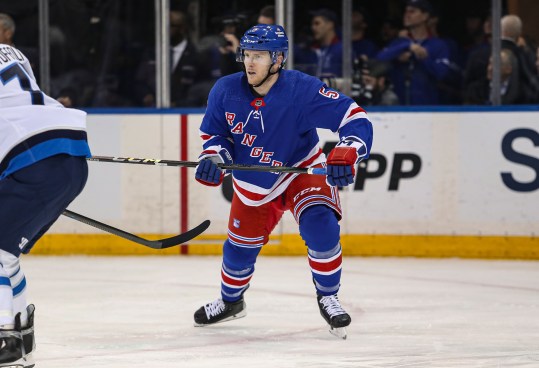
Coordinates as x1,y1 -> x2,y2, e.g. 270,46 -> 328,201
36,108 -> 539,259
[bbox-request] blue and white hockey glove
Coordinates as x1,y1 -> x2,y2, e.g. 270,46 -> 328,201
195,148 -> 233,187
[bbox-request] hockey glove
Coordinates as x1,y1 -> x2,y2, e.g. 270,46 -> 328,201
195,148 -> 233,187
326,146 -> 359,187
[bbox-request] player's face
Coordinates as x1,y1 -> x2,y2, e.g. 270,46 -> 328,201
243,50 -> 273,85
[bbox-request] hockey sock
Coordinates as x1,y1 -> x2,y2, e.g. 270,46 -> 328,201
0,250 -> 15,330
0,262 -> 14,328
221,239 -> 261,302
299,205 -> 343,296
0,250 -> 27,327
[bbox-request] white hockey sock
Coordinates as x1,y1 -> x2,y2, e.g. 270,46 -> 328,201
0,249 -> 28,327
0,261 -> 14,327
12,273 -> 28,327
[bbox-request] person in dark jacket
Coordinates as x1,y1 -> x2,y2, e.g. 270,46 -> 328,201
465,49 -> 523,105
135,10 -> 200,107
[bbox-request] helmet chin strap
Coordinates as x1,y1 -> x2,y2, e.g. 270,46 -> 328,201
252,64 -> 280,88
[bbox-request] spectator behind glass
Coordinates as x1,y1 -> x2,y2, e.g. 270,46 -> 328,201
257,5 -> 275,25
378,18 -> 402,48
197,14 -> 243,81
295,8 -> 343,78
0,13 -> 14,45
427,6 -> 463,104
500,15 -> 539,102
465,14 -> 539,104
134,10 -> 200,107
0,13 -> 39,81
463,15 -> 492,89
352,8 -> 378,60
375,0 -> 451,105
464,49 -> 521,105
188,14 -> 244,107
352,59 -> 399,106
0,12 -> 88,108
461,11 -> 489,66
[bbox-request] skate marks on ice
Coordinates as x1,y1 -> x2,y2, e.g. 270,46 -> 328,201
22,256 -> 539,368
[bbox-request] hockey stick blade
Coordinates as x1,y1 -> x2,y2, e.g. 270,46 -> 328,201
62,209 -> 211,249
156,220 -> 211,248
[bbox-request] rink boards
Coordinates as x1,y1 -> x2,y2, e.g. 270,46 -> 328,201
37,108 -> 539,258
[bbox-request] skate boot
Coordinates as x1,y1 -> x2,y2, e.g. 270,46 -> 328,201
0,312 -> 33,368
317,294 -> 351,339
194,297 -> 246,326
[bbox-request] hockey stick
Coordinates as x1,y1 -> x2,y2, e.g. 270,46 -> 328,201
61,209 -> 211,249
87,156 -> 327,175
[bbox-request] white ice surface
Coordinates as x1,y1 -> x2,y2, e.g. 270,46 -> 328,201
22,256 -> 539,368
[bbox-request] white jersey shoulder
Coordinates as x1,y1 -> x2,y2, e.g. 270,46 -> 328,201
0,43 -> 61,108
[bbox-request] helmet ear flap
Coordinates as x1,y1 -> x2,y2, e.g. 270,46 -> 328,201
270,51 -> 287,68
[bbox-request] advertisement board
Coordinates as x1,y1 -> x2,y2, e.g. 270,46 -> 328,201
39,111 -> 538,258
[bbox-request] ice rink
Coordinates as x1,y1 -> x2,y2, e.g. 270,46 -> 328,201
22,255 -> 539,368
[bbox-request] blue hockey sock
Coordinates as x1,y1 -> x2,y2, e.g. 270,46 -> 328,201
299,205 -> 342,296
221,239 -> 261,302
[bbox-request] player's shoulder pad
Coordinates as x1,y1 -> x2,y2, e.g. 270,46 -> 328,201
211,72 -> 245,98
282,69 -> 324,96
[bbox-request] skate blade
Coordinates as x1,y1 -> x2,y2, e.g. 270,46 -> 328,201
329,326 -> 347,339
0,359 -> 27,368
23,353 -> 35,368
194,309 -> 247,327
0,354 -> 33,368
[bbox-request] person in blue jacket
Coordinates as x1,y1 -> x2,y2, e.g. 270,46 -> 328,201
376,0 -> 451,105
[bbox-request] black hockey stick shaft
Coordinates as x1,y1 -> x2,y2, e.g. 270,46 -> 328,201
62,209 -> 210,249
87,156 -> 327,175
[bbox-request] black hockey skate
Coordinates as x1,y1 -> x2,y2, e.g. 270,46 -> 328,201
0,309 -> 34,368
22,305 -> 35,367
194,297 -> 246,326
317,294 -> 351,339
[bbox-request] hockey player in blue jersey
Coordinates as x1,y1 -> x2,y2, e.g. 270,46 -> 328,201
193,24 -> 373,339
0,44 -> 91,366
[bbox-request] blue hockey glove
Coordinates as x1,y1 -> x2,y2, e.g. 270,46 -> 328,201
195,149 -> 233,187
326,146 -> 358,187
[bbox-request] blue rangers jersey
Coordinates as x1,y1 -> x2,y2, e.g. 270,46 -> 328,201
200,69 -> 373,206
0,44 -> 91,180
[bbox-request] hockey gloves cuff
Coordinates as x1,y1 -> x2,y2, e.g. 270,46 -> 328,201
195,149 -> 233,187
326,146 -> 358,187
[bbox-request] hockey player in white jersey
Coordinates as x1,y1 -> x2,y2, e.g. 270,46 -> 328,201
0,44 -> 91,366
193,25 -> 373,339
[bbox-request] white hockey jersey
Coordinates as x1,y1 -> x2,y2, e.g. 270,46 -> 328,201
0,44 -> 90,179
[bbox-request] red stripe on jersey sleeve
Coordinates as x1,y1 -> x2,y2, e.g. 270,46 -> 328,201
347,106 -> 366,119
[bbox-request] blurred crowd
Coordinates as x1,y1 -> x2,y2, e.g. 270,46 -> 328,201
1,0 -> 538,108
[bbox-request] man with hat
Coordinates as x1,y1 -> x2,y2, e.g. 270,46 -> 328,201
375,0 -> 451,104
